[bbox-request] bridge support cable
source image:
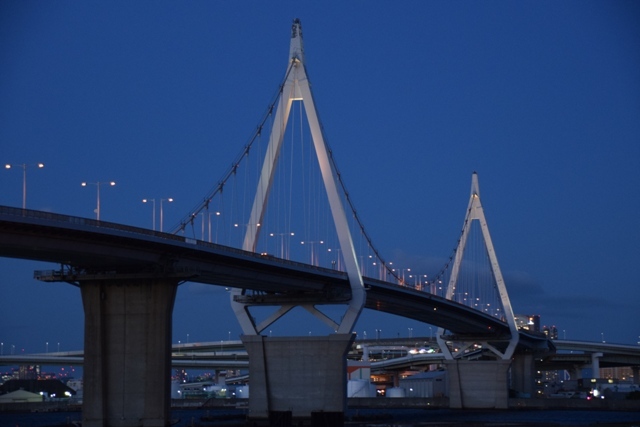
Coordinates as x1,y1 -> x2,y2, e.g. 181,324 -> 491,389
169,61 -> 297,237
436,172 -> 519,361
231,19 -> 365,337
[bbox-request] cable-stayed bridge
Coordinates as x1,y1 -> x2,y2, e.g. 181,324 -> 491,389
0,18 -> 619,427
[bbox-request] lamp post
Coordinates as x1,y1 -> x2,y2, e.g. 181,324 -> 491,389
5,162 -> 44,209
269,232 -> 295,259
208,211 -> 221,243
82,181 -> 115,220
142,199 -> 156,230
327,247 -> 342,270
410,273 -> 428,290
301,240 -> 324,266
401,268 -> 411,285
159,198 -> 173,232
142,197 -> 173,231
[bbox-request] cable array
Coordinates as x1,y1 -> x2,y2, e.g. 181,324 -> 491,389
167,61 -> 506,323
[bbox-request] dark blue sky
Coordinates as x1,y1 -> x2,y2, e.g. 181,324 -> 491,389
1,1 -> 639,355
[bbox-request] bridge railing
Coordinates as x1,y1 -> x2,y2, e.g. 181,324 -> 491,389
0,205 -> 356,281
0,205 -> 185,241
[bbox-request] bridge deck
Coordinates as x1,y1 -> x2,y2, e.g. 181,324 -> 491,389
0,205 -> 549,347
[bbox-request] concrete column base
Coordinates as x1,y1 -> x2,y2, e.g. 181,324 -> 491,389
242,334 -> 354,422
445,359 -> 511,409
511,353 -> 535,397
81,279 -> 178,427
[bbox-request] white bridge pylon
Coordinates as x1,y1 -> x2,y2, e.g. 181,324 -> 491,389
436,172 -> 520,360
231,19 -> 365,336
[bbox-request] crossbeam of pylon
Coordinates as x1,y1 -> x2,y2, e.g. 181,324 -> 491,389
230,19 -> 365,336
436,172 -> 519,360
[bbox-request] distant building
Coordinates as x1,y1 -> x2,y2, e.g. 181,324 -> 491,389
543,325 -> 558,340
514,314 -> 540,332
0,389 -> 43,403
0,379 -> 76,399
400,371 -> 447,398
18,364 -> 40,380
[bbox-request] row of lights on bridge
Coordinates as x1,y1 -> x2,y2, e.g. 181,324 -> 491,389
3,162 -> 178,228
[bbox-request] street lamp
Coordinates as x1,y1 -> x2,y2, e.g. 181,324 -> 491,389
300,240 -> 324,266
160,198 -> 173,232
142,199 -> 156,230
5,162 -> 44,209
401,268 -> 411,285
327,248 -> 342,271
208,211 -> 221,243
409,273 -> 428,290
81,181 -> 115,220
269,232 -> 295,259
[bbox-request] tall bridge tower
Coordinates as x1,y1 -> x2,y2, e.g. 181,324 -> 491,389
231,19 -> 365,423
437,172 -> 521,408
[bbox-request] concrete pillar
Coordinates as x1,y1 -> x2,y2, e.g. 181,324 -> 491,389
81,279 -> 178,427
511,353 -> 535,397
570,365 -> 582,380
242,334 -> 354,422
445,359 -> 511,409
632,366 -> 639,385
591,352 -> 603,379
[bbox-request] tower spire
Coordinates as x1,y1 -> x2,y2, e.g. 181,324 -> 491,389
289,18 -> 304,63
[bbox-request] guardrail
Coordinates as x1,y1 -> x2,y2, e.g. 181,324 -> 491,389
0,205 -> 351,281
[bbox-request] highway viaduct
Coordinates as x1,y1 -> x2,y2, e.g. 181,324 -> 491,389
0,206 -> 555,425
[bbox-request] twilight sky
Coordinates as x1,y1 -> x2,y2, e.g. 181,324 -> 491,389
1,1 -> 639,357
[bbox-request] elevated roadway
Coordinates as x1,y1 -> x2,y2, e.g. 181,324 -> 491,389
0,205 -> 550,349
3,339 -> 637,373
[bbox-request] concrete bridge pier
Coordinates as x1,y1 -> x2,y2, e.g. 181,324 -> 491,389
81,278 -> 179,427
241,333 -> 354,425
569,365 -> 583,380
445,360 -> 511,409
591,352 -> 603,378
511,353 -> 535,397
